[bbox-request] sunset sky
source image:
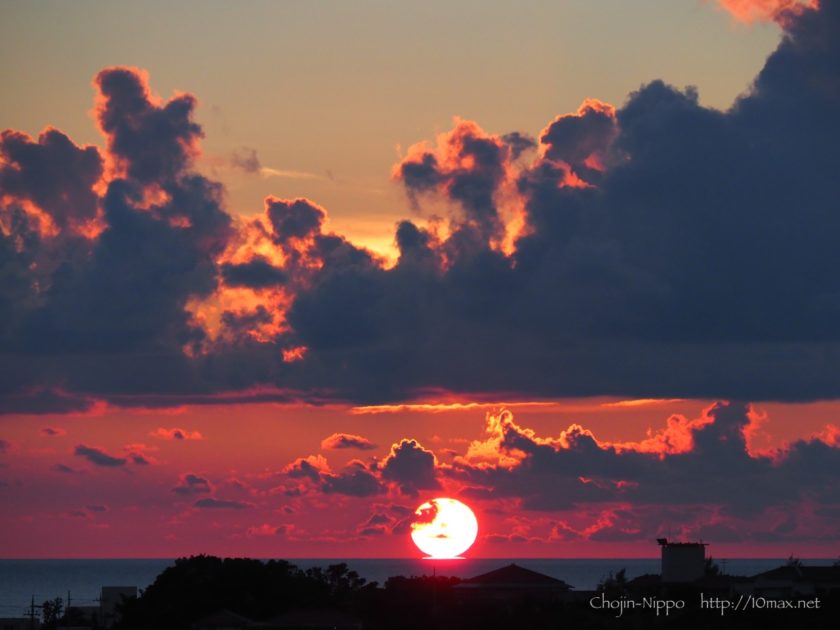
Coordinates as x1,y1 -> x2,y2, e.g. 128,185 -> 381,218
2,0 -> 839,559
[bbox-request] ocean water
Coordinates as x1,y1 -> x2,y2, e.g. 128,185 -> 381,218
0,558 -> 831,615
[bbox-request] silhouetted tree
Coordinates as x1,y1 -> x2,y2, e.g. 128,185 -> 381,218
597,568 -> 628,595
705,556 -> 722,576
786,555 -> 803,568
41,597 -> 63,629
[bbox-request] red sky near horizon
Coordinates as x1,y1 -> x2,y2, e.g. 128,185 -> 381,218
2,0 -> 840,560
1,398 -> 838,558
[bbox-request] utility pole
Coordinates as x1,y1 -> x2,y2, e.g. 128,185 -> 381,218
28,595 -> 35,630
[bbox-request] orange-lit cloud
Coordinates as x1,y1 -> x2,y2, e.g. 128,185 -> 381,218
283,454 -> 330,479
150,427 -> 204,441
537,97 -> 618,187
715,0 -> 818,24
394,118 -> 532,255
601,398 -> 686,408
351,401 -> 558,415
282,346 -> 307,363
814,423 -> 840,447
321,432 -> 377,450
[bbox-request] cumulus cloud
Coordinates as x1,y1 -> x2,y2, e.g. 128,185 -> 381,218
538,98 -> 617,184
94,66 -> 202,184
380,439 -> 441,495
394,118 -> 514,244
0,128 -> 103,231
280,441 -> 445,498
320,461 -> 383,497
2,0 -> 840,411
450,406 -> 840,542
283,454 -> 329,481
2,65 -> 231,411
265,197 -> 326,244
282,453 -> 384,497
320,433 -> 377,450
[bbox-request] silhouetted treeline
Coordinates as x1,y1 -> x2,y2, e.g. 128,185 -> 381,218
115,556 -> 377,628
114,555 -> 840,630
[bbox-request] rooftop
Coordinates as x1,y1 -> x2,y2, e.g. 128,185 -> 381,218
458,563 -> 572,590
752,565 -> 840,583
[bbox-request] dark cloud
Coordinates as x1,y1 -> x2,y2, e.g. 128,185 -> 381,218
501,132 -> 537,160
0,389 -> 96,415
283,455 -> 328,481
266,197 -> 325,243
320,433 -> 377,451
74,444 -> 127,468
395,120 -> 510,242
3,1 -> 840,411
363,513 -> 392,526
86,504 -> 108,512
451,406 -> 840,542
358,526 -> 387,537
173,473 -> 212,495
272,0 -> 840,403
539,98 -> 616,178
40,427 -> 66,437
95,67 -> 202,184
0,128 -> 102,229
320,462 -> 383,497
1,66 -> 232,409
52,463 -> 76,474
282,453 -> 385,498
220,257 -> 286,289
0,439 -> 8,453
380,439 -> 441,495
194,497 -> 251,509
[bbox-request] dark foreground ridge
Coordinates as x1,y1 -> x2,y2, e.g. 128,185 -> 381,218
19,555 -> 840,630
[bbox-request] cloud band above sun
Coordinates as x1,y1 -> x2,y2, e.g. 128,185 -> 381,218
2,1 -> 840,413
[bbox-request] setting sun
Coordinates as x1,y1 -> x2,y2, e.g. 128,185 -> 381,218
410,498 -> 479,559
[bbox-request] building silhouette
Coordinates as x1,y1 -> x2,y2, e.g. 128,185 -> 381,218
454,563 -> 572,602
657,537 -> 707,583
